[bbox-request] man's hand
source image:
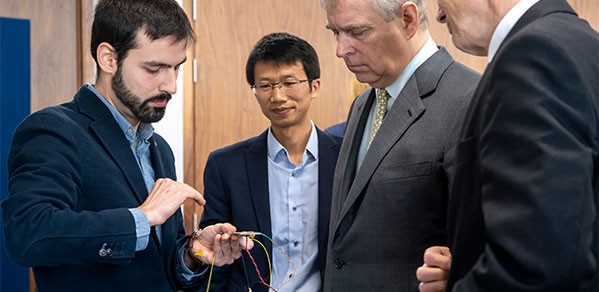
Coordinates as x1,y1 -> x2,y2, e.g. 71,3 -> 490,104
185,223 -> 254,268
139,178 -> 205,226
417,246 -> 452,292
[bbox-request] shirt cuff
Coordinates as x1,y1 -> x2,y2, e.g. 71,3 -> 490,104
128,208 -> 150,251
178,244 -> 209,281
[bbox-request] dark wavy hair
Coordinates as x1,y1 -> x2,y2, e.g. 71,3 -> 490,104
91,0 -> 196,71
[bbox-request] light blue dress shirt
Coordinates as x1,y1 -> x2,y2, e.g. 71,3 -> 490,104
356,37 -> 439,169
267,122 -> 321,291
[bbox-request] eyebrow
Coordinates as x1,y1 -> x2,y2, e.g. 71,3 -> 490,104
326,22 -> 369,32
257,73 -> 304,82
144,57 -> 187,68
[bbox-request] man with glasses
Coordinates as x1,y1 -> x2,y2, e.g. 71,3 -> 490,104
198,32 -> 342,292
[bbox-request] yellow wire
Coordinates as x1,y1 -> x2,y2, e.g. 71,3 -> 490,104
205,256 -> 215,292
205,234 -> 284,291
252,238 -> 272,280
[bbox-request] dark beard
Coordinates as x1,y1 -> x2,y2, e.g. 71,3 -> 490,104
111,67 -> 171,123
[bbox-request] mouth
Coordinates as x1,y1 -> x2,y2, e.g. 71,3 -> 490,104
151,100 -> 168,107
271,107 -> 292,115
346,63 -> 368,73
148,94 -> 171,108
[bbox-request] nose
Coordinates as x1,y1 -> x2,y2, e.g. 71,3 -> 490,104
160,68 -> 177,94
270,85 -> 287,102
335,34 -> 354,58
437,8 -> 447,23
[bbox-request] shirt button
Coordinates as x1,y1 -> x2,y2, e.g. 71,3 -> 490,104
291,171 -> 297,177
294,241 -> 299,247
292,206 -> 297,211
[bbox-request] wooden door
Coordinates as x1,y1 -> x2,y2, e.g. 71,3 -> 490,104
183,0 -> 354,230
183,0 -> 598,231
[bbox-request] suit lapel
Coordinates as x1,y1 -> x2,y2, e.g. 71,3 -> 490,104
337,78 -> 425,221
335,48 -> 453,229
76,87 -> 149,204
150,137 -> 170,179
245,131 -> 272,239
149,137 -> 177,254
331,89 -> 375,221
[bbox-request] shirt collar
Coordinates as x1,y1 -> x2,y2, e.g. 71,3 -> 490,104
86,84 -> 154,143
267,121 -> 318,163
488,0 -> 540,62
383,36 -> 438,99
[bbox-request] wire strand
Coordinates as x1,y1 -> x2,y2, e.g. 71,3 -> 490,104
205,256 -> 215,292
203,232 -> 297,292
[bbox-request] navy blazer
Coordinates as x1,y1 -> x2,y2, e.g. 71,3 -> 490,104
446,0 -> 598,291
2,86 -> 196,291
199,129 -> 341,292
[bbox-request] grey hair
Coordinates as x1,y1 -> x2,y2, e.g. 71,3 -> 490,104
320,0 -> 429,29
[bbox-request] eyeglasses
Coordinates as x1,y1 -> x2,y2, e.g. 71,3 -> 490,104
251,79 -> 310,96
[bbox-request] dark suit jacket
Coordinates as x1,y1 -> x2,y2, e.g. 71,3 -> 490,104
324,48 -> 480,291
199,129 -> 341,292
325,122 -> 347,139
2,86 -> 197,291
446,1 -> 598,291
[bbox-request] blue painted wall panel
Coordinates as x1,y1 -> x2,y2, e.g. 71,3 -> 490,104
1,17 -> 31,292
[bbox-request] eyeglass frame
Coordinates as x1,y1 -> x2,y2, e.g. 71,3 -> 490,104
250,79 -> 311,96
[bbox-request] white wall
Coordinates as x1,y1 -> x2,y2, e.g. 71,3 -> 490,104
153,72 -> 185,182
151,0 -> 185,182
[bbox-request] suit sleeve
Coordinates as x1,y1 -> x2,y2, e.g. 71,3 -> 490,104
2,111 -> 137,267
453,28 -> 598,290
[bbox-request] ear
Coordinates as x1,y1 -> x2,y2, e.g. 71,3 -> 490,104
400,1 -> 420,39
96,42 -> 118,75
310,78 -> 321,99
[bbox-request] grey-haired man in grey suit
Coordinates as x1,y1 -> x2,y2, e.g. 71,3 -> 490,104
319,0 -> 480,290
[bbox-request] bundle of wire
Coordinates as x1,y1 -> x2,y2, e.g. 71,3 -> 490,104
202,231 -> 297,292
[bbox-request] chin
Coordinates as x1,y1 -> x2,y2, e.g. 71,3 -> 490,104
452,36 -> 487,56
353,73 -> 375,87
459,45 -> 488,57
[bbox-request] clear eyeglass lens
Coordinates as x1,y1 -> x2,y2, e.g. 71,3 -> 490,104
255,79 -> 304,94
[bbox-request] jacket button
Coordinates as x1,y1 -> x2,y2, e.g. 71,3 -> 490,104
334,258 -> 345,269
99,243 -> 109,257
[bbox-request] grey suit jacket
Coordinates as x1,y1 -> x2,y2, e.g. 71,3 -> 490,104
324,48 -> 480,291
